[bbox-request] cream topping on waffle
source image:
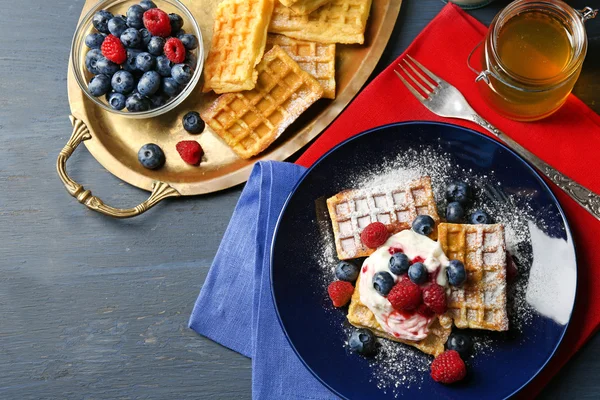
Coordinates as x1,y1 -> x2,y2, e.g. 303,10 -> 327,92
359,230 -> 450,341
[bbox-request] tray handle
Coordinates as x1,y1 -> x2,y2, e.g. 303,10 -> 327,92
57,116 -> 181,218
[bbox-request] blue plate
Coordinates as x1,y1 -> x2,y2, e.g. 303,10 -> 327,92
271,122 -> 577,399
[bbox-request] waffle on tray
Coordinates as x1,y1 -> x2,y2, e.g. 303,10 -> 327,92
202,0 -> 274,93
201,45 -> 324,159
438,223 -> 509,331
326,177 -> 440,260
269,0 -> 373,44
348,275 -> 453,357
266,34 -> 336,99
278,0 -> 332,15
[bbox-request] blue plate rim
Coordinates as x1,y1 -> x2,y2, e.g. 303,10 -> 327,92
270,121 -> 577,400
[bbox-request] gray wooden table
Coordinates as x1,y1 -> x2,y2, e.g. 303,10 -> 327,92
1,0 -> 598,398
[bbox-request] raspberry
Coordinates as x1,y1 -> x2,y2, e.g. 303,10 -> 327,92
388,280 -> 422,311
143,8 -> 171,37
164,37 -> 186,63
327,281 -> 354,307
416,304 -> 435,318
430,350 -> 466,384
176,141 -> 204,165
101,34 -> 126,64
422,284 -> 447,315
360,222 -> 389,249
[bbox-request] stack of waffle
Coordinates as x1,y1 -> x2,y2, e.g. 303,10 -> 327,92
201,0 -> 373,158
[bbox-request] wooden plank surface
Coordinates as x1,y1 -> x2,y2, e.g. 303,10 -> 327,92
0,0 -> 598,398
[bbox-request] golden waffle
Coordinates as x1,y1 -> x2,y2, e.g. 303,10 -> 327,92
201,46 -> 324,159
266,34 -> 336,99
326,177 -> 440,260
202,0 -> 274,93
348,276 -> 452,357
438,223 -> 509,331
269,0 -> 373,44
279,0 -> 332,15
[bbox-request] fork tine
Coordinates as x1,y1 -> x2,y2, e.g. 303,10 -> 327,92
394,70 -> 425,101
399,63 -> 431,95
407,54 -> 442,84
404,59 -> 436,91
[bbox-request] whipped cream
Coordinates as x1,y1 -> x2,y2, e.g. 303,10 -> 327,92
359,230 -> 450,341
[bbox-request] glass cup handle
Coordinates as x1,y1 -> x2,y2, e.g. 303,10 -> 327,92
467,40 -> 492,84
577,7 -> 598,22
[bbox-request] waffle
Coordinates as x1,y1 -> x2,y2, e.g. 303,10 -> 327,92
348,275 -> 452,357
438,223 -> 509,331
269,0 -> 373,44
326,177 -> 440,260
202,0 -> 274,93
266,34 -> 336,99
201,45 -> 324,159
279,0 -> 333,15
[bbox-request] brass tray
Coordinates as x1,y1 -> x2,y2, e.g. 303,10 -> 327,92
59,0 -> 402,218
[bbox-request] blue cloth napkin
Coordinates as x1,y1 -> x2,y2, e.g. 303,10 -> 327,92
189,161 -> 337,400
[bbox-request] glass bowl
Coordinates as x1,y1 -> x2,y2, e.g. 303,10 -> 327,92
70,0 -> 204,119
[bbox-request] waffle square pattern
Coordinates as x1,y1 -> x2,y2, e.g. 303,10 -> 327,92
201,45 -> 324,159
438,223 -> 509,331
326,177 -> 440,260
278,0 -> 332,15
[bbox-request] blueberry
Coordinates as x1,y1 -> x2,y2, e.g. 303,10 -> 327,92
469,210 -> 492,224
408,262 -> 427,284
181,111 -> 204,134
139,28 -> 152,47
447,332 -> 473,358
88,74 -> 112,97
138,143 -> 165,169
446,201 -> 465,223
412,215 -> 435,236
127,93 -> 151,112
335,261 -> 359,282
123,49 -> 142,72
372,271 -> 395,296
85,33 -> 105,49
446,181 -> 472,205
96,58 -> 120,76
155,55 -> 172,77
85,49 -> 103,74
169,13 -> 184,33
179,34 -> 198,50
349,328 -> 377,356
171,28 -> 185,38
389,253 -> 410,276
111,70 -> 136,94
447,260 -> 466,287
138,71 -> 161,96
120,28 -> 142,48
140,0 -> 157,10
126,5 -> 145,29
171,63 -> 193,85
185,52 -> 197,67
107,92 -> 127,110
161,77 -> 180,97
92,10 -> 113,34
108,16 -> 128,37
149,93 -> 168,109
135,52 -> 156,72
147,36 -> 165,56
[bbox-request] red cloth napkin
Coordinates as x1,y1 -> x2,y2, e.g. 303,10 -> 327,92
296,3 -> 600,397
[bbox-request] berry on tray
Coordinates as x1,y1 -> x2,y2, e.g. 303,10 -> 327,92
446,181 -> 472,205
101,34 -> 127,64
422,284 -> 447,315
182,111 -> 205,134
140,0 -> 157,10
327,281 -> 354,307
85,33 -> 105,49
412,215 -> 435,236
92,10 -> 113,34
164,38 -> 186,63
176,140 -> 204,166
430,350 -> 466,384
469,209 -> 492,224
446,201 -> 465,223
389,252 -> 410,275
335,261 -> 360,282
388,279 -> 422,311
349,328 -> 377,356
360,222 -> 389,249
144,8 -> 171,37
408,262 -> 427,284
138,143 -> 165,169
372,271 -> 395,296
126,5 -> 145,29
171,63 -> 193,84
446,332 -> 473,358
447,260 -> 466,287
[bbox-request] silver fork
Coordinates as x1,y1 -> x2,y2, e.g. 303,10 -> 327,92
395,55 -> 600,222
